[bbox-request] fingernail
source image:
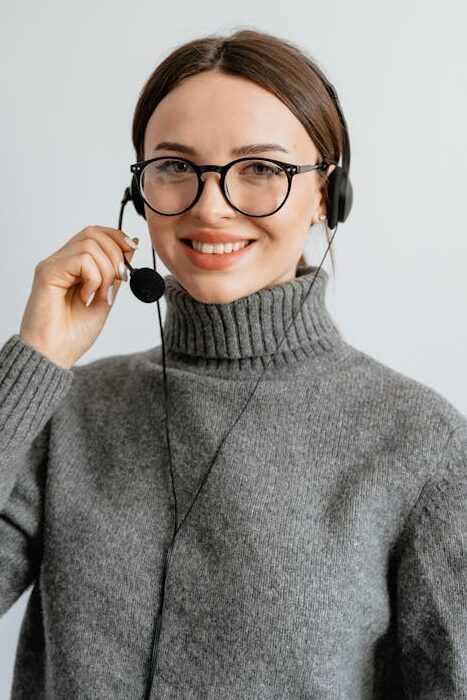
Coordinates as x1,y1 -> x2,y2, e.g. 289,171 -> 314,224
123,235 -> 138,249
85,291 -> 95,307
118,261 -> 128,281
107,284 -> 114,306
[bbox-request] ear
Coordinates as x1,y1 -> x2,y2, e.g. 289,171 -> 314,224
311,163 -> 337,224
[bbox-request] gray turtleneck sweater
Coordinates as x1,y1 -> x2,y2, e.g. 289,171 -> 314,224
1,264 -> 466,699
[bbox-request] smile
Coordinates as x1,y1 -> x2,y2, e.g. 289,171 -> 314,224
180,238 -> 256,270
187,240 -> 251,254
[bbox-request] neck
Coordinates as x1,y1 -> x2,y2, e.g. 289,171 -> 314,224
160,265 -> 348,376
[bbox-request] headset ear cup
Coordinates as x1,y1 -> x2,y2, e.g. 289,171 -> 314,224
340,175 -> 353,224
130,174 -> 147,219
326,166 -> 353,228
326,167 -> 341,229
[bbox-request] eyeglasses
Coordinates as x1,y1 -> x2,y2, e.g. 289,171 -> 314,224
130,156 -> 329,217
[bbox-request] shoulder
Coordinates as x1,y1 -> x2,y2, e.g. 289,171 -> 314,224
60,344 -> 162,414
338,341 -> 467,434
71,344 -> 160,381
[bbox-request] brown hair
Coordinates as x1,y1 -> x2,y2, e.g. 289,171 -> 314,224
132,28 -> 345,275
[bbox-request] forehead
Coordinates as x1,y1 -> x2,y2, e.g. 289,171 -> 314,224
143,71 -> 315,157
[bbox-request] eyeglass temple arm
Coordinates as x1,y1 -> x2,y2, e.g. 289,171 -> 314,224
295,162 -> 331,174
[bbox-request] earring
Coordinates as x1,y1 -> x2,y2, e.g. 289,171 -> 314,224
311,213 -> 327,225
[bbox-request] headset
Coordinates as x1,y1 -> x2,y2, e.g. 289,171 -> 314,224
116,61 -> 353,700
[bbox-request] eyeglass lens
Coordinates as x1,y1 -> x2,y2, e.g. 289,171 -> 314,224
139,158 -> 289,216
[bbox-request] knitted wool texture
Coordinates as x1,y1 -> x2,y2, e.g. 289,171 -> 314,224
1,264 -> 466,699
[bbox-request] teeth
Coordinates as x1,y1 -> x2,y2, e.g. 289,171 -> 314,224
192,240 -> 250,254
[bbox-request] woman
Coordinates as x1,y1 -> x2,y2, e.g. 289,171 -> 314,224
1,28 -> 466,700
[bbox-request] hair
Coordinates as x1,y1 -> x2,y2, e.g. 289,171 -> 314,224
132,28 -> 346,276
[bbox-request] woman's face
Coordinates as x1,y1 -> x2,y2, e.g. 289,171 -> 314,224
143,70 -> 334,303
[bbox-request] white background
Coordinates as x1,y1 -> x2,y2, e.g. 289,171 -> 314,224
1,0 -> 466,696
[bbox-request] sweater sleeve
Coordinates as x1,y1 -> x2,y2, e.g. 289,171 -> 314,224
0,333 -> 74,616
396,421 -> 467,697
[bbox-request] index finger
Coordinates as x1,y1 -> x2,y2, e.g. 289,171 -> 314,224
71,226 -> 139,251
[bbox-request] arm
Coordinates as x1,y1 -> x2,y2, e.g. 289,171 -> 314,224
0,334 -> 73,616
397,421 -> 467,697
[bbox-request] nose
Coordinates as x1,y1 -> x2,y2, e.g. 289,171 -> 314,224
190,171 -> 236,222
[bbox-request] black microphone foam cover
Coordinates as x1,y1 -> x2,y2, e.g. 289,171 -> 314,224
129,267 -> 166,303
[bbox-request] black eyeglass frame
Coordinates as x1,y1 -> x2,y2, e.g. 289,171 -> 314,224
130,156 -> 330,217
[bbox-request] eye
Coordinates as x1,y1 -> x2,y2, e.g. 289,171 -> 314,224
156,159 -> 191,174
242,161 -> 283,177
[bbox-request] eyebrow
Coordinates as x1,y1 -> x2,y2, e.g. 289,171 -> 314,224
152,141 -> 289,156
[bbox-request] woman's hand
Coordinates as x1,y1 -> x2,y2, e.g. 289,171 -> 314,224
19,226 -> 140,369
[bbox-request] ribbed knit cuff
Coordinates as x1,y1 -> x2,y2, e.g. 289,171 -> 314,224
0,333 -> 74,454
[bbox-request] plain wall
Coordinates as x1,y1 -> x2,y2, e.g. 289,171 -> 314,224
1,0 -> 466,695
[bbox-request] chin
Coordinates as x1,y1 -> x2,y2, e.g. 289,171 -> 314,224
177,272 -> 254,305
187,283 -> 246,305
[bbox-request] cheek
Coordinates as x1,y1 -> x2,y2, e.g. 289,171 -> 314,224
293,183 -> 318,218
270,188 -> 315,234
145,210 -> 177,251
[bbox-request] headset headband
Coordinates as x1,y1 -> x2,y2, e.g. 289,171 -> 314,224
305,59 -> 351,174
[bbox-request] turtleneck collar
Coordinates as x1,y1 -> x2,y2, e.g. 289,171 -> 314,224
160,265 -> 348,373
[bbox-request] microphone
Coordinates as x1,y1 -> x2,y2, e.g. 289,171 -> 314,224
118,187 -> 166,303
127,264 -> 166,303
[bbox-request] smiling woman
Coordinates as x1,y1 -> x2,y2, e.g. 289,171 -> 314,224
2,25 -> 467,700
130,31 -> 344,303
136,73 -> 335,302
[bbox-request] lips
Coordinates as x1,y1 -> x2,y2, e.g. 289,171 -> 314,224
182,239 -> 253,251
181,230 -> 255,244
179,236 -> 256,270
